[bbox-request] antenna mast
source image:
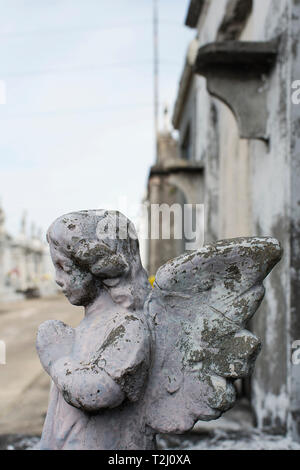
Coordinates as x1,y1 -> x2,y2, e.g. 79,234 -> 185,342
153,0 -> 159,159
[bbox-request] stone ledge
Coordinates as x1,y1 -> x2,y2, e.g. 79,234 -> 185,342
195,39 -> 279,140
195,40 -> 278,71
149,162 -> 204,177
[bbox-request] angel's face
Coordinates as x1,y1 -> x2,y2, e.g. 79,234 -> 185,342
50,247 -> 97,306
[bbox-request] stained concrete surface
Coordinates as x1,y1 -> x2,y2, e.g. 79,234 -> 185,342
0,295 -> 83,442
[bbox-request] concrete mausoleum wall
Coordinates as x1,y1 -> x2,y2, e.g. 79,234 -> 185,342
171,0 -> 300,440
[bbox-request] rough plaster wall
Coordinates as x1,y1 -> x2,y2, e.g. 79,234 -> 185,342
178,78 -> 199,162
194,0 -> 292,435
167,171 -> 204,206
218,106 -> 252,239
197,0 -> 228,44
240,6 -> 253,38
217,5 -> 253,240
247,0 -> 292,435
194,1 -> 229,244
195,76 -> 210,164
193,0 -> 295,436
186,75 -> 219,243
157,133 -> 180,166
177,78 -> 212,240
148,176 -> 187,276
252,0 -> 279,39
205,99 -> 220,243
285,0 -> 300,440
192,3 -> 260,245
195,0 -> 253,242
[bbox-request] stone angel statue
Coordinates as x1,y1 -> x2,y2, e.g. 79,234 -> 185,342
36,210 -> 282,450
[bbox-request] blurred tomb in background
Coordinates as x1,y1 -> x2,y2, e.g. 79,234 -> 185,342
0,204 -> 57,301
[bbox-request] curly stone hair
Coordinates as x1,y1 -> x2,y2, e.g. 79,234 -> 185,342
47,209 -> 151,309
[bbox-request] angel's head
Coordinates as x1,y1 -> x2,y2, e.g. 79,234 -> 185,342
47,210 -> 150,308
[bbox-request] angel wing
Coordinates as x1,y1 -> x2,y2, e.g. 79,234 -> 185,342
143,237 -> 282,434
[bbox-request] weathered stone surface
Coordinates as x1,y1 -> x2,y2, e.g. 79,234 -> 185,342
217,0 -> 253,41
195,40 -> 278,140
170,0 -> 298,441
36,210 -> 281,449
145,236 -> 282,433
185,0 -> 205,29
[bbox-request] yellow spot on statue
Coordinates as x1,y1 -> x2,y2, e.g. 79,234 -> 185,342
149,276 -> 155,287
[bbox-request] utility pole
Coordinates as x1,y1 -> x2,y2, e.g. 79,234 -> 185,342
153,0 -> 159,160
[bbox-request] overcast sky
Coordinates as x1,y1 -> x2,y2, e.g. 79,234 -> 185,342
0,0 -> 194,237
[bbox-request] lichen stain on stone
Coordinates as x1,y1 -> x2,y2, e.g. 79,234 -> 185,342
226,264 -> 242,281
224,279 -> 235,291
188,349 -> 205,362
101,325 -> 126,350
125,315 -> 139,322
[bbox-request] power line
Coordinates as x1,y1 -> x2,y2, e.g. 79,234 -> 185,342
0,60 -> 180,79
0,102 -> 157,119
0,20 -> 181,38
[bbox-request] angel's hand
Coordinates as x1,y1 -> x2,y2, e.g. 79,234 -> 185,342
36,320 -> 75,374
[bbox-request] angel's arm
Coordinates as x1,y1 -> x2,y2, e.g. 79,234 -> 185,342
37,316 -> 150,412
50,357 -> 125,411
